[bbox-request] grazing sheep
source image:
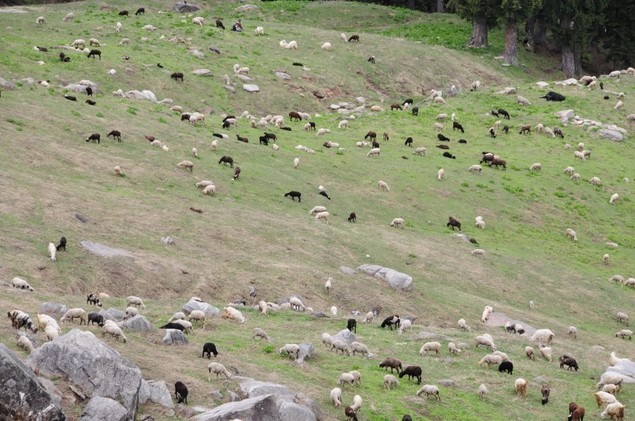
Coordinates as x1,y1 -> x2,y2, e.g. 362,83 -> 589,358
338,372 -> 355,385
398,366 -> 422,384
315,211 -> 330,223
102,320 -> 127,343
397,319 -> 411,335
420,341 -> 441,356
330,387 -> 342,407
367,148 -> 381,157
477,384 -> 488,398
539,345 -> 552,362
222,306 -> 245,324
12,277 -> 34,291
383,374 -> 399,390
601,401 -> 625,420
187,310 -> 206,326
252,327 -> 270,341
61,308 -> 88,325
17,335 -> 35,354
362,311 -> 374,323
481,306 -> 494,323
192,17 -> 204,25
568,326 -> 577,339
468,164 -> 482,174
603,254 -> 610,265
207,362 -> 231,380
201,342 -> 219,359
177,160 -> 194,172
531,328 -> 555,345
447,216 -> 461,231
322,42 -> 332,51
471,249 -> 485,258
292,157 -> 300,169
514,378 -> 528,397
539,384 -> 550,405
475,335 -> 496,350
377,180 -> 390,191
602,384 -> 620,394
529,163 -> 542,172
47,242 -> 57,262
524,346 -> 535,360
127,296 -> 146,309
219,156 -> 234,167
448,342 -> 461,354
322,332 -> 334,349
565,228 -> 578,242
413,146 -> 426,156
332,340 -> 350,356
380,315 -> 400,330
87,49 -> 102,59
390,218 -> 404,228
594,391 -> 618,408
609,193 -> 620,204
478,354 -> 503,368
379,357 -> 402,373
437,168 -> 445,180
517,96 -> 531,106
254,26 -> 264,35
616,312 -> 629,325
475,216 -> 485,229
559,355 -> 579,371
202,184 -> 216,196
350,342 -> 369,357
498,360 -> 514,374
416,385 -> 440,401
458,318 -> 471,331
279,344 -> 300,359
615,329 -> 633,339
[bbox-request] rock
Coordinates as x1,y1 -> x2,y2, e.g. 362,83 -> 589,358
597,129 -> 624,142
275,71 -> 291,80
182,299 -> 220,317
235,4 -> 259,12
356,264 -> 413,291
356,97 -> 366,104
242,84 -> 259,92
497,87 -> 516,94
337,108 -> 350,114
339,266 -> 356,275
562,78 -> 578,86
331,329 -> 356,345
0,77 -> 16,90
438,379 -> 455,387
329,104 -> 341,110
555,109 -> 575,120
0,344 -> 66,420
64,83 -> 95,94
99,308 -> 126,321
120,315 -> 154,332
124,90 -> 158,102
39,302 -> 68,318
37,377 -> 63,407
163,329 -> 188,345
26,329 -> 142,419
535,81 -> 549,88
296,343 -> 314,363
416,331 -> 453,341
74,213 -> 88,223
139,380 -> 174,410
235,74 -> 253,82
161,236 -> 176,245
80,241 -> 135,258
173,1 -> 200,12
190,49 -> 205,59
606,242 -> 619,248
191,394 -> 278,421
80,396 -> 128,421
601,359 -> 635,384
192,69 -> 213,76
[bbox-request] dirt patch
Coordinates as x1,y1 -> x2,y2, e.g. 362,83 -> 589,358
80,241 -> 135,258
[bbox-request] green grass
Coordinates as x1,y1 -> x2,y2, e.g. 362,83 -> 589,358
0,0 -> 634,420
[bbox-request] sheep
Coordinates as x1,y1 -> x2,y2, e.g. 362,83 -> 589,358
102,320 -> 127,343
475,216 -> 485,230
252,327 -> 270,341
289,297 -> 306,311
574,150 -> 586,160
316,128 -> 331,136
61,308 -> 88,325
330,387 -> 342,407
475,335 -> 496,351
514,378 -> 528,397
434,122 -> 444,131
603,254 -> 610,265
44,325 -> 59,341
377,180 -> 390,191
324,277 -> 332,293
568,326 -> 578,339
37,314 -> 59,332
12,277 -> 34,291
384,374 -> 398,390
481,306 -> 494,322
594,391 -> 618,408
17,335 -> 35,354
315,211 -> 330,223
367,148 -> 381,157
293,157 -> 300,169
525,346 -> 535,360
397,319 -> 412,335
192,16 -> 204,25
434,96 -> 447,105
257,300 -> 268,316
338,119 -> 348,129
350,342 -> 369,357
188,310 -> 206,326
207,362 -> 231,380
559,355 -> 579,371
46,241 -> 57,262
478,354 -> 503,368
322,332 -> 334,348
127,296 -> 146,309
540,385 -> 550,405
254,26 -> 264,35
601,401 -> 625,420
569,403 -> 586,421
363,311 -> 375,323
279,344 -> 300,359
624,278 -> 635,288
564,166 -> 575,175
116,22 -> 123,33
615,329 -> 632,339
458,318 -> 471,331
87,313 -> 104,327
413,146 -> 427,156
330,306 -> 338,316
416,385 -> 440,401
602,384 -> 620,394
614,100 -> 623,110
202,185 -> 216,196
517,96 -> 531,106
286,40 -> 298,50
419,341 -> 441,356
616,312 -> 629,325
529,163 -> 542,172
201,342 -> 219,359
468,164 -> 482,174
437,168 -> 445,180
338,372 -> 356,385
222,306 -> 245,324
331,340 -> 350,356
565,228 -> 578,242
347,318 -> 357,333
609,193 -> 620,204
448,342 -> 461,354
539,345 -> 552,362
380,315 -> 400,330
322,42 -> 332,51
390,218 -> 405,228
142,24 -> 156,31
379,357 -> 402,373
309,206 -> 327,216
570,173 -> 581,181
477,384 -> 488,398
398,366 -> 422,384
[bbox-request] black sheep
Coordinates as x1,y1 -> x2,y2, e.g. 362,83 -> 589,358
170,72 -> 184,82
202,342 -> 219,358
87,49 -> 101,59
174,381 -> 188,404
86,133 -> 101,143
347,318 -> 357,333
118,10 -> 129,16
458,139 -> 468,144
87,313 -> 104,327
398,366 -> 422,384
367,55 -> 375,64
489,127 -> 496,138
107,130 -> 122,141
135,7 -> 145,15
284,191 -> 301,202
181,113 -> 191,121
404,137 -> 413,147
554,127 -> 565,138
259,136 -> 269,146
85,87 -> 93,96
263,132 -> 277,142
436,144 -> 450,150
447,216 -> 461,231
498,361 -> 514,374
216,19 -> 225,29
380,315 -> 400,330
541,91 -> 566,102
218,156 -> 234,167
372,140 -> 380,149
160,322 -> 185,331
232,167 -> 241,180
307,122 -> 316,130
348,34 -> 360,42
56,236 -> 67,251
502,125 -> 510,134
319,190 -> 331,200
452,121 -> 465,133
402,416 -> 413,421
344,406 -> 358,421
411,106 -> 419,116
437,133 -> 450,142
86,293 -> 102,307
442,151 -> 456,159
559,356 -> 579,371
236,134 -> 249,143
364,131 -> 377,141
541,385 -> 550,405
348,212 -> 357,223
64,95 -> 77,101
402,98 -> 414,106
85,99 -> 96,106
497,109 -> 510,119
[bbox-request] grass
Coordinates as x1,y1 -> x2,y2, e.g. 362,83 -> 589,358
0,0 -> 634,420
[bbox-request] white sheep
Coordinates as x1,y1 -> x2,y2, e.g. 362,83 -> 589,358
309,206 -> 327,215
254,26 -> 264,35
71,39 -> 86,49
436,113 -> 448,121
37,314 -> 59,331
539,345 -> 552,362
316,128 -> 330,136
567,326 -> 578,339
321,42 -> 332,51
47,242 -> 57,262
293,157 -> 300,169
457,318 -> 470,331
61,308 -> 88,325
330,387 -> 342,407
63,12 -> 74,22
168,312 -> 186,322
188,310 -> 206,326
390,218 -> 404,228
434,96 -> 447,105
44,325 -> 59,341
279,343 -> 300,359
564,166 -> 575,175
493,350 -> 510,361
202,184 -> 216,196
222,306 -> 245,324
413,146 -> 426,156
340,33 -> 347,42
324,277 -> 332,293
370,105 -> 383,112
615,329 -> 633,339
142,24 -> 156,32
614,100 -> 623,110
384,374 -> 398,389
322,332 -> 334,348
601,401 -> 625,420
475,335 -> 496,351
481,306 -> 494,322
531,328 -> 555,345
589,176 -> 601,186
517,96 -> 531,106
36,16 -> 45,25
315,211 -> 329,223
363,311 -> 375,323
478,354 -> 503,367
525,346 -> 535,360
624,278 -> 635,287
419,341 -> 441,356
616,312 -> 629,325
398,319 -> 412,335
468,164 -> 482,174
609,193 -> 620,204
127,296 -> 146,309
102,320 -> 127,343
116,22 -> 122,32
338,372 -> 355,385
252,327 -> 270,341
351,342 -> 370,357
475,216 -> 485,229
477,384 -> 488,398
416,385 -> 440,400
89,38 -> 100,47
349,372 -> 362,386
330,306 -> 337,316
12,277 -> 34,291
594,391 -> 618,408
377,180 -> 390,191
565,228 -> 578,242
529,163 -> 542,171
17,335 -> 35,354
471,249 -> 485,258
544,127 -> 555,138
257,300 -> 268,316
570,173 -> 581,181
515,378 -> 528,397
434,122 -> 444,131
331,340 -> 350,356
207,362 -> 231,380
602,384 -> 620,394
367,148 -> 381,157
603,254 -> 610,265
192,16 -> 204,25
448,342 -> 461,354
177,160 -> 194,171
338,120 -> 348,129
286,40 -> 298,50
437,168 -> 445,180
289,297 -> 305,311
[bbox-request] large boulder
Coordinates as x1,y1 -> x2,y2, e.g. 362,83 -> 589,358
331,329 -> 356,345
243,84 -> 260,93
26,329 -> 143,420
39,302 -> 67,318
79,396 -> 127,421
235,4 -> 259,12
80,241 -> 135,258
124,90 -> 158,102
99,308 -> 126,321
296,343 -> 315,364
173,1 -> 200,12
182,299 -> 220,317
120,315 -> 154,332
597,129 -> 624,142
191,394 -> 278,421
600,358 -> 635,384
139,380 -> 175,410
0,77 -> 16,90
356,264 -> 413,291
0,344 -> 66,420
163,329 -> 188,345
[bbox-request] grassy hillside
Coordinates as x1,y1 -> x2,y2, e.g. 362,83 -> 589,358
0,1 -> 634,420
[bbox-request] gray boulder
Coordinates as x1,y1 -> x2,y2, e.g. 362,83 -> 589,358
555,109 -> 575,120
296,343 -> 315,364
243,84 -> 260,93
331,329 -> 356,345
99,308 -> 126,321
275,71 -> 291,80
0,77 -> 16,90
600,359 -> 635,384
173,1 -> 200,12
235,4 -> 259,12
339,266 -> 356,275
192,69 -> 213,76
190,49 -> 205,59
163,329 -> 188,345
125,90 -> 158,102
182,299 -> 220,317
80,396 -> 127,421
120,315 -> 154,332
139,380 -> 175,410
597,129 -> 624,142
26,329 -> 143,420
0,344 -> 66,420
39,302 -> 67,318
356,264 -> 413,291
191,394 -> 277,421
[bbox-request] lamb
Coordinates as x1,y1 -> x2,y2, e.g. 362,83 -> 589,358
565,228 -> 578,242
478,354 -> 503,368
351,342 -> 369,357
600,401 -> 625,420
616,312 -> 629,325
322,42 -> 332,51
517,96 -> 531,106
458,318 -> 471,331
12,277 -> 34,291
602,384 -> 620,394
207,362 -> 232,380
177,160 -> 194,172
102,320 -> 127,343
609,193 -> 620,204
254,26 -> 264,35
127,296 -> 146,309
279,344 -> 300,359
448,342 -> 461,354
594,391 -> 618,408
475,335 -> 496,350
383,374 -> 399,390
390,218 -> 404,228
222,306 -> 245,323
322,332 -> 334,348
568,326 -> 578,339
61,308 -> 88,325
539,345 -> 552,362
615,329 -> 633,339
419,341 -> 441,356
362,311 -> 374,323
252,327 -> 270,341
481,306 -> 494,322
525,346 -> 535,360
477,384 -> 488,398
17,335 -> 35,354
514,378 -> 528,397
529,163 -> 542,171
330,387 -> 342,407
475,216 -> 485,229
379,357 -> 402,373
315,211 -> 330,223
416,385 -> 440,401
293,157 -> 300,169
331,340 -> 350,356
367,148 -> 381,157
377,180 -> 390,191
399,366 -> 422,384
202,184 -> 216,196
397,319 -> 411,335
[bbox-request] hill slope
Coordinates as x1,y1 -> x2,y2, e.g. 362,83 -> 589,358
0,1 -> 634,420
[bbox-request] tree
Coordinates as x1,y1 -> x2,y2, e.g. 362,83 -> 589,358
600,0 -> 635,69
448,0 -> 499,47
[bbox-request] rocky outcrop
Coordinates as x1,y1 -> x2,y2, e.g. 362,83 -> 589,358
39,302 -> 68,318
79,396 -> 127,421
331,329 -> 356,345
163,329 -> 188,345
26,329 -> 143,420
173,1 -> 200,12
357,264 -> 413,291
0,344 -> 65,420
139,380 -> 174,410
182,299 -> 220,317
120,315 -> 154,332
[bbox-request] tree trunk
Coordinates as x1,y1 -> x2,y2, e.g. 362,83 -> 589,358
502,20 -> 519,65
436,0 -> 445,13
467,15 -> 488,48
561,44 -> 576,77
526,15 -> 547,51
